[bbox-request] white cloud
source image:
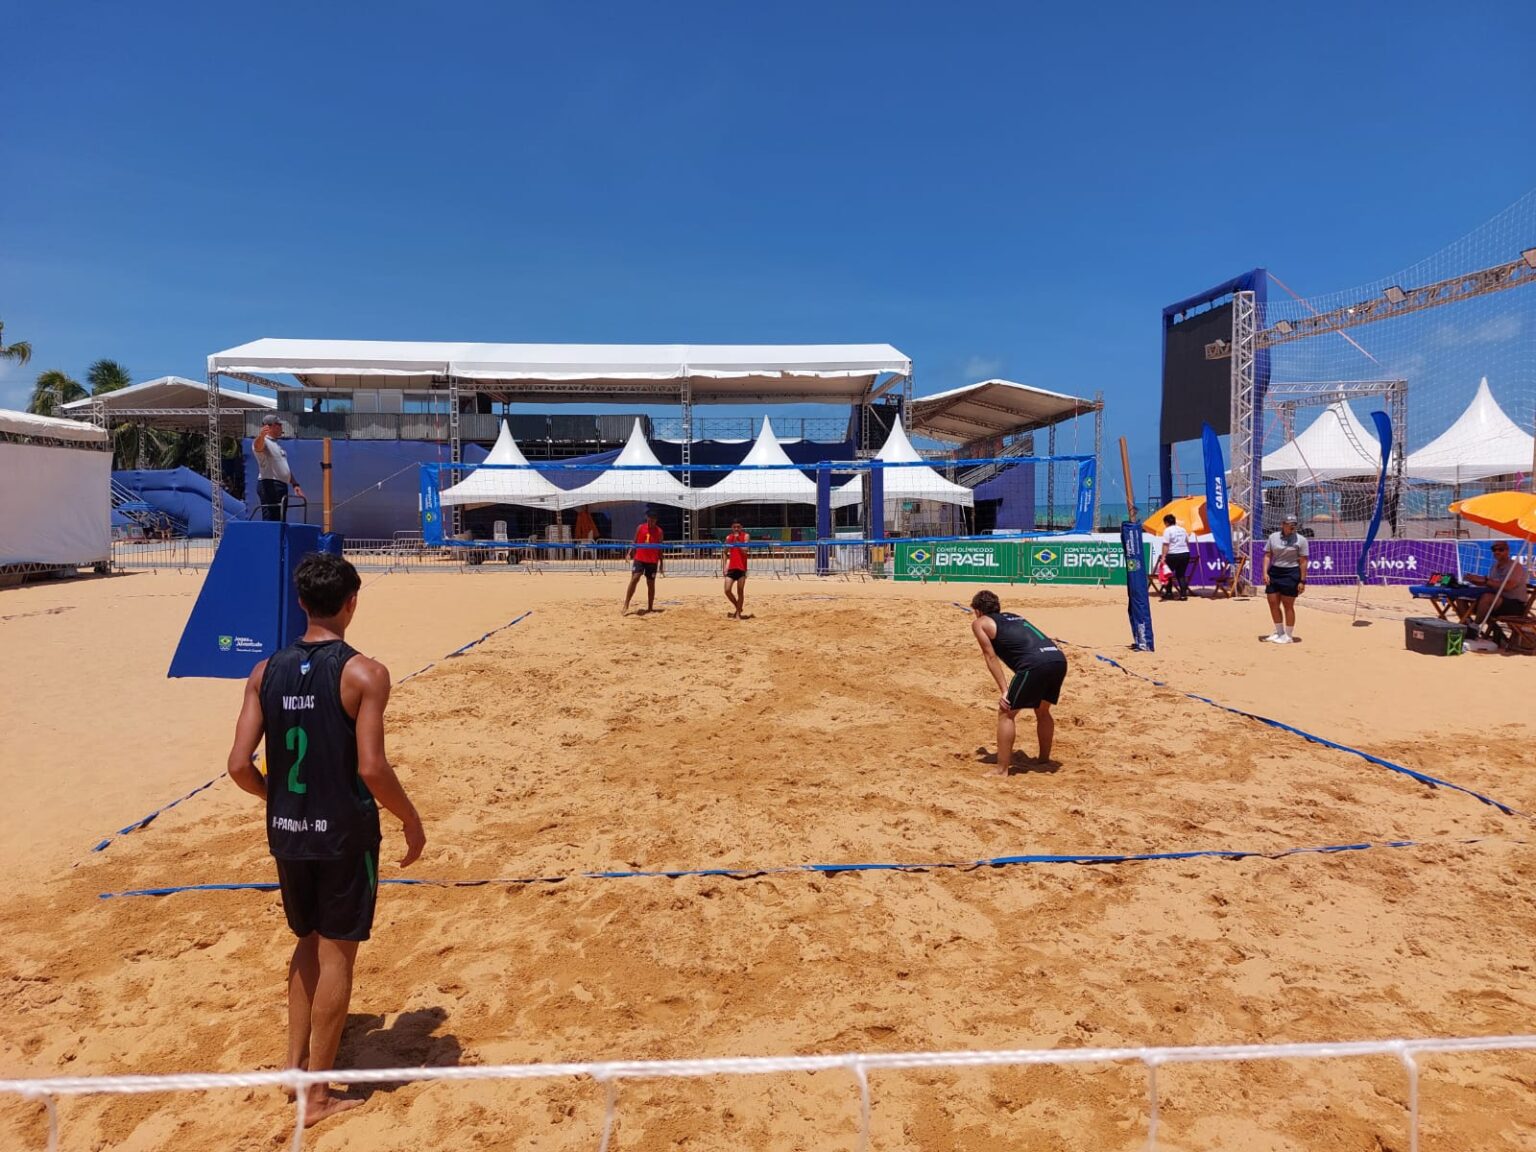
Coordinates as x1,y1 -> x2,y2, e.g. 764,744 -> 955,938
962,355 -> 1005,381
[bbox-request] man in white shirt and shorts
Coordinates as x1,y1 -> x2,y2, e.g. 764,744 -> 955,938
254,415 -> 305,522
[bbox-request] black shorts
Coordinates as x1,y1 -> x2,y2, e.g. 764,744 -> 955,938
1493,596 -> 1528,617
725,567 -> 747,581
1004,655 -> 1068,711
1266,567 -> 1302,597
275,851 -> 379,941
632,560 -> 659,577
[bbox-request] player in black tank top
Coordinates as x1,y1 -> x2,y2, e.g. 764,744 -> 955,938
260,638 -> 381,860
226,552 -> 425,1127
968,590 -> 1068,776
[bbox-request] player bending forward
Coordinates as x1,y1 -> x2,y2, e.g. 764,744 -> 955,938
969,589 -> 1068,776
722,520 -> 750,618
227,553 -> 426,1127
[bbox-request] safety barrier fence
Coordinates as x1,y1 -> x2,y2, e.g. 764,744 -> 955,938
6,1033 -> 1534,1152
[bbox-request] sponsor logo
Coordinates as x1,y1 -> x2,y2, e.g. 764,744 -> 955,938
909,548 -> 931,564
1034,567 -> 1059,580
424,511 -> 438,524
1368,555 -> 1418,571
218,635 -> 233,652
1063,548 -> 1125,570
1033,548 -> 1058,564
936,549 -> 999,569
1210,476 -> 1225,511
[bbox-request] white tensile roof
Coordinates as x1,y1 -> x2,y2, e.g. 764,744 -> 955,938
208,340 -> 910,404
690,418 -> 820,510
908,378 -> 1100,444
60,376 -> 275,413
567,419 -> 693,509
1405,377 -> 1535,483
0,408 -> 110,444
440,420 -> 573,510
1262,401 -> 1381,485
833,416 -> 974,510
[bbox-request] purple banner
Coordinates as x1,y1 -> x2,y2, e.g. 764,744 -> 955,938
1166,540 -> 1462,588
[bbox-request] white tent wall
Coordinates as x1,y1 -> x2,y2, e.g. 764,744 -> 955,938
832,416 -> 974,512
440,420 -> 574,510
1262,401 -> 1381,486
1405,377 -> 1536,483
0,441 -> 111,567
690,418 -> 821,510
566,419 -> 693,509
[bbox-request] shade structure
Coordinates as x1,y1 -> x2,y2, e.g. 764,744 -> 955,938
832,417 -> 974,510
0,408 -> 110,444
907,378 -> 1100,444
1262,401 -> 1381,485
1405,377 -> 1535,483
60,376 -> 274,433
690,418 -> 819,510
1142,495 -> 1247,536
207,340 -> 910,404
440,420 -> 572,510
1450,491 -> 1536,541
566,419 -> 692,509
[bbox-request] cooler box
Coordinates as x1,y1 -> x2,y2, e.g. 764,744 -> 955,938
1404,616 -> 1465,657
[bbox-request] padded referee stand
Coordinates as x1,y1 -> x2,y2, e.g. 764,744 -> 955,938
168,522 -> 340,679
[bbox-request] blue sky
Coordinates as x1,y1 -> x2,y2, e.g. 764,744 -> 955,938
3,0 -> 1534,493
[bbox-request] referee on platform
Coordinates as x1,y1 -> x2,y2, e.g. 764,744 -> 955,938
254,414 -> 305,522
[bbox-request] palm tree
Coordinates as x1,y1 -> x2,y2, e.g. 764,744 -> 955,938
27,369 -> 85,417
87,358 -> 132,396
0,320 -> 31,368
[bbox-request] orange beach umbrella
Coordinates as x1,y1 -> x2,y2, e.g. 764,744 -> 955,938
1142,495 -> 1247,536
1449,491 -> 1536,542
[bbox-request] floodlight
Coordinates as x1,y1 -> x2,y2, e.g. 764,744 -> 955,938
1383,285 -> 1407,304
1523,248 -> 1536,270
1273,320 -> 1293,335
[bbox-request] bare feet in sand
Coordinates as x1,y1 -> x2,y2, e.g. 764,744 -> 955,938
302,1088 -> 364,1127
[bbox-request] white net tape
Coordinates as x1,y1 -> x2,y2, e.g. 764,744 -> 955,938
5,1033 -> 1535,1152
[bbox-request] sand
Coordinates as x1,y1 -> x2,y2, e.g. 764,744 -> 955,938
2,570 -> 1535,1150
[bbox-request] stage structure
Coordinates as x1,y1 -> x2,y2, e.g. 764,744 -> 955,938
1164,191 -> 1536,583
204,341 -> 914,539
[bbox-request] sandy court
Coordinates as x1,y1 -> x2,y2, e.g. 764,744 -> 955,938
3,571 -> 1536,1150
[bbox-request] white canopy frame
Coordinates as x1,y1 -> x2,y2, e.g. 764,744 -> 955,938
1404,377 -> 1535,485
834,416 -> 975,521
204,340 -> 912,537
440,420 -> 576,511
690,417 -> 821,510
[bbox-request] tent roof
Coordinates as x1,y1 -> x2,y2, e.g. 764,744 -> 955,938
567,419 -> 693,508
691,418 -> 821,509
61,376 -> 275,432
1405,378 -> 1535,483
1262,401 -> 1381,485
834,416 -> 974,509
907,379 -> 1100,445
440,420 -> 572,509
208,340 -> 911,404
0,407 -> 110,444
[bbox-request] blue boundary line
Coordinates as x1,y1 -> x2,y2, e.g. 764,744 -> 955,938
83,610 -> 535,859
95,836 -> 1521,900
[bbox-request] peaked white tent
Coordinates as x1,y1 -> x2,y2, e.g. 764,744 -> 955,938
832,417 -> 974,510
568,419 -> 692,509
1262,401 -> 1381,485
1405,377 -> 1534,483
690,418 -> 820,510
440,420 -> 572,509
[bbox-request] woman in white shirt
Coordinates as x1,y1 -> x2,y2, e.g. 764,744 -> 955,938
1157,513 -> 1192,601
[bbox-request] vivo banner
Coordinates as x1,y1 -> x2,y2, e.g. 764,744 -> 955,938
1176,540 -> 1462,587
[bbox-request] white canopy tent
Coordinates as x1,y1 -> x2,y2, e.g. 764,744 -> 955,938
690,418 -> 820,510
567,419 -> 693,509
440,420 -> 573,510
1405,377 -> 1535,483
1262,401 -> 1382,485
0,408 -> 110,570
833,416 -> 974,511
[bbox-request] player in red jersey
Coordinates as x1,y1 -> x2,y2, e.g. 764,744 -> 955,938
622,508 -> 665,615
722,520 -> 750,618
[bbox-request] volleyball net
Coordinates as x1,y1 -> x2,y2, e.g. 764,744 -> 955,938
6,1032 -> 1534,1152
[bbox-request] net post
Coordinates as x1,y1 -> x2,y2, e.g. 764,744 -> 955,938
207,365 -> 224,541
447,375 -> 462,539
869,462 -> 884,544
1092,392 -> 1104,531
816,466 -> 832,576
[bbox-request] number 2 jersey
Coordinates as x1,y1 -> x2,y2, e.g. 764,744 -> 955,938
260,639 -> 381,860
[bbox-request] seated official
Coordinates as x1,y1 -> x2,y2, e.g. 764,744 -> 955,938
1465,541 -> 1529,630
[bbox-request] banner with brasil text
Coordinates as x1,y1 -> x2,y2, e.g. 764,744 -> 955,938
893,539 -> 1142,585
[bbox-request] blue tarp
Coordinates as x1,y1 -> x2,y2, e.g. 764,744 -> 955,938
114,468 -> 247,538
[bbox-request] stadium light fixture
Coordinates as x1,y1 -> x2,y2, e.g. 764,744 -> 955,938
1273,319 -> 1294,335
1383,285 -> 1408,304
1523,248 -> 1536,270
